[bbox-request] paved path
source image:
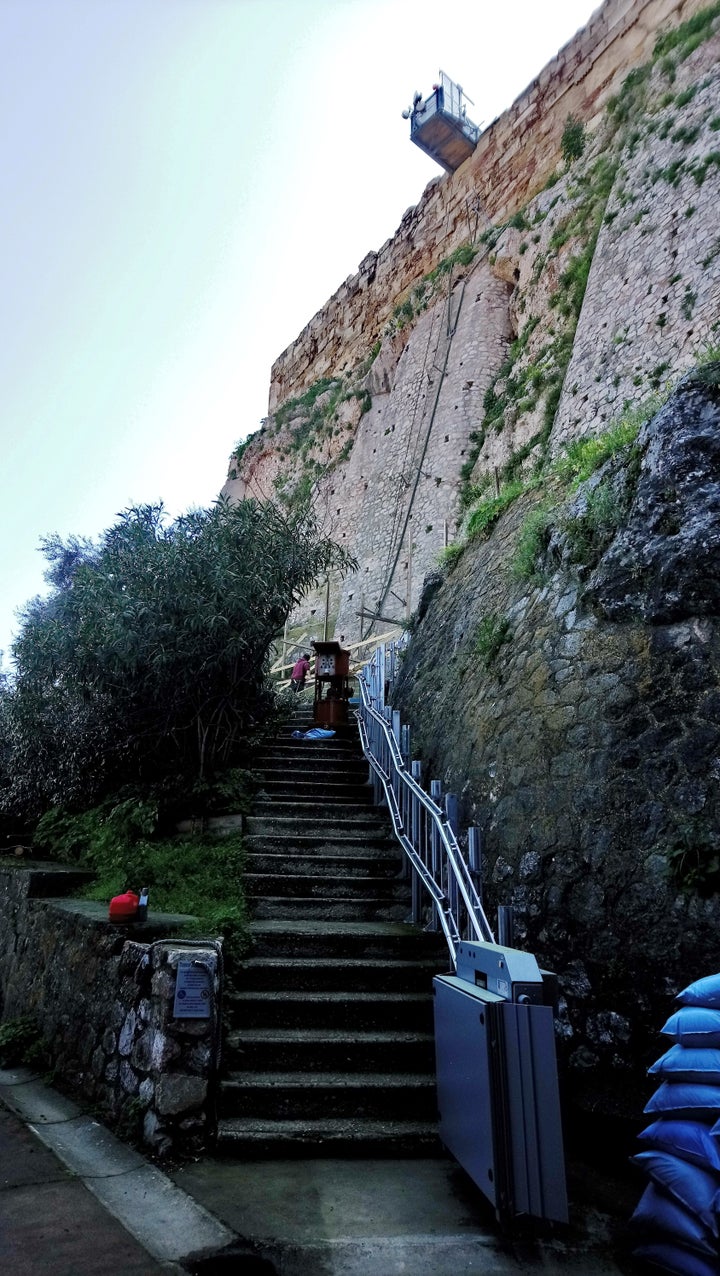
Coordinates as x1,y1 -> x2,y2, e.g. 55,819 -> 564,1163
1,1067 -> 637,1276
0,1067 -> 234,1275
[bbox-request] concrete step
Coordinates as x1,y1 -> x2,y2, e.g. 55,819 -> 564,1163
256,779 -> 373,802
245,834 -> 396,857
244,835 -> 397,856
237,956 -> 441,994
245,851 -> 402,877
244,873 -> 409,901
224,1027 -> 437,1073
220,1072 -> 437,1121
248,919 -> 447,960
255,745 -> 364,765
255,759 -> 369,778
227,990 -> 434,1032
245,810 -> 387,834
216,1116 -> 440,1157
249,895 -> 409,923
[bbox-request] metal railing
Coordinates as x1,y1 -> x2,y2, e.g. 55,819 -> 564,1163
356,637 -> 494,969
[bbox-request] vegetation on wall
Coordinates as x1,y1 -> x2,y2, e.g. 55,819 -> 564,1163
249,367 -> 374,513
444,395 -> 655,574
386,241 -> 479,335
34,800 -> 251,954
561,113 -> 586,165
452,3 -> 720,553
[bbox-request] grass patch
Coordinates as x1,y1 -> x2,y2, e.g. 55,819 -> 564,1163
466,481 -> 524,541
474,614 -> 512,669
562,480 -> 628,567
438,542 -> 464,570
33,793 -> 251,957
653,4 -> 720,62
512,505 -> 555,581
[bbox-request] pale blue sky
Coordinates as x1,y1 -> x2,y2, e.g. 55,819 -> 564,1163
0,0 -> 598,663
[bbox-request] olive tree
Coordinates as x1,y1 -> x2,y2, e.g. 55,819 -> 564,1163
1,497 -> 352,816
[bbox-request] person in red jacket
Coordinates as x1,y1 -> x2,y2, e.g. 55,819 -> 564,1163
290,652 -> 311,692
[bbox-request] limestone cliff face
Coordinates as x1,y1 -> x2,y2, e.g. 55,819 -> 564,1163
224,5 -> 720,649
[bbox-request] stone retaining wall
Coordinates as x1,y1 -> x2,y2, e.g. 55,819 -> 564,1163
0,864 -> 220,1157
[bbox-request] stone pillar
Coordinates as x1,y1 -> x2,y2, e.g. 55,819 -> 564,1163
117,939 -> 222,1157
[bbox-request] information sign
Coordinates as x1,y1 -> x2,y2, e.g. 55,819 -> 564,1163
173,960 -> 213,1019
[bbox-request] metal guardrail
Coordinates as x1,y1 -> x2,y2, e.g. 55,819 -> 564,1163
356,637 -> 494,968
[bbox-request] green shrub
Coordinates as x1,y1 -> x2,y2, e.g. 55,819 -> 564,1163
654,4 -> 720,61
512,506 -> 555,581
562,480 -> 626,567
561,114 -> 586,165
553,410 -> 649,486
34,799 -> 250,957
466,481 -> 524,541
474,614 -> 512,669
438,542 -> 464,570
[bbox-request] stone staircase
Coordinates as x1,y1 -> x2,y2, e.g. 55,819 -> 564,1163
217,700 -> 446,1155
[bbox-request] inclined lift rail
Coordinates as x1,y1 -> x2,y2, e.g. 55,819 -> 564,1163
356,656 -> 493,966
356,638 -> 568,1227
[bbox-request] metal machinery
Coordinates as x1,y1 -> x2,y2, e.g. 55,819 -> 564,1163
404,70 -> 481,173
311,640 -> 353,728
434,939 -> 568,1226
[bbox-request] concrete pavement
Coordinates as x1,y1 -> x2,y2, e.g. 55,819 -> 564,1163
1,1067 -> 640,1276
0,1067 -> 235,1275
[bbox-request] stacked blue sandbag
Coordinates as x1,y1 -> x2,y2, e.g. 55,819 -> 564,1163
631,973 -> 720,1273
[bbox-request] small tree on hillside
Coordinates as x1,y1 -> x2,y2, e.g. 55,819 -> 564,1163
1,497 -> 353,817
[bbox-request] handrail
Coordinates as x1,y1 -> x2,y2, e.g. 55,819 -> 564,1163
356,640 -> 494,968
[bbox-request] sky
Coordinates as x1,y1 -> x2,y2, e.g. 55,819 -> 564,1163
0,0 -> 600,665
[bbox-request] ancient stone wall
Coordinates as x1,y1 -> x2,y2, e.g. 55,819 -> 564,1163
0,865 -> 220,1157
268,0 -> 708,412
227,7 -> 720,653
391,371 -> 720,1114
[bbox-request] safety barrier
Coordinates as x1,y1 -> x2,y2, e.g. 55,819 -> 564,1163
356,636 -> 494,968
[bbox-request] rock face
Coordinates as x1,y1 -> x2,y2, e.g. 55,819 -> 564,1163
225,7 -> 720,647
587,373 -> 720,623
392,373 -> 720,1113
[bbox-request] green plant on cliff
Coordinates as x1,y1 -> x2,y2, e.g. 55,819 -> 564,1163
553,410 -> 648,487
562,479 -> 628,567
466,480 -> 524,542
667,816 -> 720,897
511,505 -> 555,582
653,3 -> 720,63
474,614 -> 512,669
437,542 -> 464,570
561,114 -> 586,165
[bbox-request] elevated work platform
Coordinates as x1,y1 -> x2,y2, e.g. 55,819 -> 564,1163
405,71 -> 480,172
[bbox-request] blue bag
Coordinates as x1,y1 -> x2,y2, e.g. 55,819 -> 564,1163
639,1120 -> 720,1174
631,1183 -> 717,1255
644,1083 -> 720,1121
632,1150 -> 720,1236
662,1007 -> 720,1049
678,974 -> 720,1010
634,1242 -> 719,1275
650,1045 -> 720,1086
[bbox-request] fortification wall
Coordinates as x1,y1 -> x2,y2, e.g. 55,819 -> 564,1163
269,0 -> 707,413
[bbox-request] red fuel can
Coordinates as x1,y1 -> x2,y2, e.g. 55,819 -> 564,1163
108,890 -> 140,923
